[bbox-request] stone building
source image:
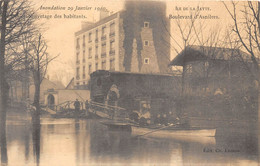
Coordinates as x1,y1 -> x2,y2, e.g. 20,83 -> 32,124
74,1 -> 170,88
9,77 -> 65,105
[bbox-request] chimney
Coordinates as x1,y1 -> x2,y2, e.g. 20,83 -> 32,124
81,21 -> 94,29
100,10 -> 109,20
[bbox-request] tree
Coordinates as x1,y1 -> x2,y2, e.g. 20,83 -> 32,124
0,1 -> 9,163
223,1 -> 260,158
18,32 -> 50,165
223,1 -> 260,77
223,1 -> 260,116
0,0 -> 36,163
19,32 -> 50,117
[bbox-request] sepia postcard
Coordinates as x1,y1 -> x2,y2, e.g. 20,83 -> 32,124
0,0 -> 259,165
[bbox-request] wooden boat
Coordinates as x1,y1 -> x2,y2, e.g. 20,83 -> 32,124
131,125 -> 216,138
100,120 -> 215,137
131,125 -> 216,144
100,120 -> 132,131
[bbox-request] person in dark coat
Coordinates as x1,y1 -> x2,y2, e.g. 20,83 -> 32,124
74,99 -> 80,117
85,100 -> 89,112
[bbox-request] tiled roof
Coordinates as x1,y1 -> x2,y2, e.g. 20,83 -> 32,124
169,45 -> 252,66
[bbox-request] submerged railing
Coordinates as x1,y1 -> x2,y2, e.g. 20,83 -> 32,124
44,100 -> 128,120
89,101 -> 128,120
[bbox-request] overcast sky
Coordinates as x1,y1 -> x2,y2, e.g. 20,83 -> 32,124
32,0 -> 232,85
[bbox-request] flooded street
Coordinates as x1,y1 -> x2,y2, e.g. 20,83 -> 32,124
4,114 -> 258,166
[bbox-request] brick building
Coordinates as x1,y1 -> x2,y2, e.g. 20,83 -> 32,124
74,1 -> 170,88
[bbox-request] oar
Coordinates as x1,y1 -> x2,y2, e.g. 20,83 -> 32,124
133,124 -> 175,139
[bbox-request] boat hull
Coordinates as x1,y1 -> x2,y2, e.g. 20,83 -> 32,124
132,126 -> 216,137
131,126 -> 216,144
100,121 -> 132,131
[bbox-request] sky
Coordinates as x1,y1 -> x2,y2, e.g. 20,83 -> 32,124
32,0 -> 235,85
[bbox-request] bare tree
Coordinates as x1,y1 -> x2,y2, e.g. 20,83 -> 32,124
223,1 -> 260,124
0,1 -> 36,163
22,33 -> 49,117
0,1 -> 9,163
223,1 -> 260,76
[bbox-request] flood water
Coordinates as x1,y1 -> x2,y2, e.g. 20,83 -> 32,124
3,114 -> 259,166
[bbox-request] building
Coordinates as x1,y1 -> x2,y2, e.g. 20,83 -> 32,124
74,1 -> 170,88
44,89 -> 90,110
90,70 -> 181,123
169,45 -> 258,126
9,77 -> 65,105
169,45 -> 257,96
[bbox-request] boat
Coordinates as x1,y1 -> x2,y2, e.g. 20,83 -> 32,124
131,125 -> 216,138
100,120 -> 132,131
100,120 -> 216,137
131,124 -> 216,144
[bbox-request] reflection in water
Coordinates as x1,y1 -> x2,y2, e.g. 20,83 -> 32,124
32,115 -> 41,166
4,116 -> 259,166
0,123 -> 8,164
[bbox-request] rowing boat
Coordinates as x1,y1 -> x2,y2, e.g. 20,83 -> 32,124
100,120 -> 216,137
131,125 -> 216,138
131,125 -> 216,144
100,121 -> 216,144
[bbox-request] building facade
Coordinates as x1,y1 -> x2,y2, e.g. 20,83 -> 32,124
74,1 -> 170,88
169,45 -> 258,124
169,45 -> 257,96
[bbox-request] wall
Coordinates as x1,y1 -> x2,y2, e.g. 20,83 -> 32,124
122,1 -> 170,73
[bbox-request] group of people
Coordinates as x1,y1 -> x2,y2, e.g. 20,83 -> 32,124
73,99 -> 90,116
129,109 -> 187,127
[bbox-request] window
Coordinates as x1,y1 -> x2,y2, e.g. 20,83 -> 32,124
144,40 -> 149,46
83,35 -> 85,47
110,40 -> 115,51
102,60 -> 106,70
76,38 -> 80,48
101,43 -> 106,55
144,58 -> 150,64
101,26 -> 106,40
95,46 -> 98,54
96,63 -> 98,70
186,64 -> 192,74
102,26 -> 106,36
88,47 -> 92,59
89,32 -> 92,42
95,46 -> 98,59
83,66 -> 86,78
83,66 -> 85,74
88,64 -> 92,74
95,29 -> 98,40
110,22 -> 115,35
204,61 -> 209,69
76,67 -> 80,79
110,59 -> 115,71
144,22 -> 149,28
83,50 -> 85,62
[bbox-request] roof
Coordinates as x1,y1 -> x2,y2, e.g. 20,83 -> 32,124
75,12 -> 120,36
65,77 -> 74,89
169,45 -> 252,66
41,78 -> 65,90
90,70 -> 174,78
